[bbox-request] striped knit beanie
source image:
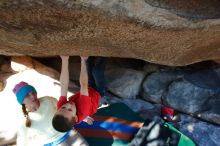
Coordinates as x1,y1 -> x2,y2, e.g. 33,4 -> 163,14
13,81 -> 36,105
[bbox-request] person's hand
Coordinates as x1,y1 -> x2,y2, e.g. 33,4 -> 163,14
80,56 -> 88,61
86,117 -> 94,125
60,56 -> 69,60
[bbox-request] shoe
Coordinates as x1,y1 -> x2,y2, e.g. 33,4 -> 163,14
161,106 -> 174,122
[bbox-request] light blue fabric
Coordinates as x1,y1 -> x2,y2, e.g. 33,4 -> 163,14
16,85 -> 36,104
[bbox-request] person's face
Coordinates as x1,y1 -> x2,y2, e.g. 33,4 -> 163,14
23,91 -> 40,112
56,102 -> 77,121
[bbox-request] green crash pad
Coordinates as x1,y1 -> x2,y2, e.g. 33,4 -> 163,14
129,120 -> 196,146
75,103 -> 195,146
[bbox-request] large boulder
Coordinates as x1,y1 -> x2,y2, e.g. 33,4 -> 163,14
179,114 -> 220,146
164,80 -> 213,113
106,67 -> 146,99
142,71 -> 183,103
0,0 -> 220,66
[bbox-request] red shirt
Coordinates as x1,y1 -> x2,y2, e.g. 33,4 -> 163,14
57,87 -> 101,124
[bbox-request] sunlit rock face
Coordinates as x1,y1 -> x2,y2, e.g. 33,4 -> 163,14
0,0 -> 220,66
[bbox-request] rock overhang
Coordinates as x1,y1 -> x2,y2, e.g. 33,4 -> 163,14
0,0 -> 220,66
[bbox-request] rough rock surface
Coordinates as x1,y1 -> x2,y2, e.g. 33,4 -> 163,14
106,67 -> 146,99
0,0 -> 220,66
